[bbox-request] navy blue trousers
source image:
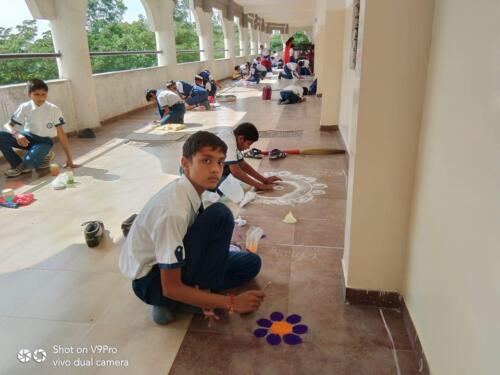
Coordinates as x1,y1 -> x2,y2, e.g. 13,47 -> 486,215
280,90 -> 301,104
132,203 -> 261,307
0,131 -> 53,168
160,102 -> 186,124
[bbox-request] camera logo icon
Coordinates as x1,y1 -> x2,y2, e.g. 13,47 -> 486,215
17,349 -> 31,363
17,348 -> 47,364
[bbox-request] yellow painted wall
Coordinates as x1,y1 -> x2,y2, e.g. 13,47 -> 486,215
319,8 -> 345,126
343,0 -> 435,291
403,0 -> 500,373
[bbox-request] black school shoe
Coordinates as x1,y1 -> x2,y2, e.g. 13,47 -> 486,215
82,221 -> 104,248
121,214 -> 137,237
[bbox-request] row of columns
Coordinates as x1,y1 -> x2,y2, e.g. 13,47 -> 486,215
25,0 -> 271,129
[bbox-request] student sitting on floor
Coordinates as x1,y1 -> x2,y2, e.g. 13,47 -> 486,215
243,63 -> 261,84
278,85 -> 308,105
254,57 -> 269,79
119,131 -> 265,325
0,78 -> 78,178
278,60 -> 304,80
198,69 -> 222,97
184,76 -> 210,110
217,123 -> 281,191
166,80 -> 194,101
232,65 -> 242,80
298,59 -> 312,76
145,87 -> 185,125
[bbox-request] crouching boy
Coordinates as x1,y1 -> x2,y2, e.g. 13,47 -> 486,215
119,131 -> 265,324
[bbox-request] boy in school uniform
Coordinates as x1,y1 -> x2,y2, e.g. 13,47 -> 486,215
198,70 -> 222,97
184,76 -> 210,110
145,86 -> 185,125
217,123 -> 281,191
278,85 -> 309,105
119,131 -> 265,325
0,78 -> 78,178
278,60 -> 304,80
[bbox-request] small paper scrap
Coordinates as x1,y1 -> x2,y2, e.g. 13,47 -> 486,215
283,212 -> 297,224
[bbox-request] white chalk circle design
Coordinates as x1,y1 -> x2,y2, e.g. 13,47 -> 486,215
254,171 -> 327,206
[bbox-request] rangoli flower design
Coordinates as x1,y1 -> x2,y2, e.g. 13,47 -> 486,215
254,171 -> 328,206
253,312 -> 308,345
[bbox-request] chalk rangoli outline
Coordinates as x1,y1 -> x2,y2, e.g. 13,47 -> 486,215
254,171 -> 328,206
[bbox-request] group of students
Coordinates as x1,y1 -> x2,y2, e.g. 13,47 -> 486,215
145,69 -> 222,125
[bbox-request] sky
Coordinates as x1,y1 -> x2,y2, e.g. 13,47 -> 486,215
0,0 -> 146,37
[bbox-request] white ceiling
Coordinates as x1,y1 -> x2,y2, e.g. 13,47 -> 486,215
235,0 -> 316,28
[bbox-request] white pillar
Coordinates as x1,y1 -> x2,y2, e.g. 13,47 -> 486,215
194,8 -> 213,62
49,0 -> 100,129
141,0 -> 176,67
222,18 -> 235,59
249,26 -> 258,55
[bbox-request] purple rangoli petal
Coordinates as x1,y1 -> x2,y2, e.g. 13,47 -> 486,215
292,324 -> 308,334
253,328 -> 268,338
270,311 -> 284,321
266,334 -> 281,346
257,318 -> 273,328
286,314 -> 302,324
283,334 -> 303,345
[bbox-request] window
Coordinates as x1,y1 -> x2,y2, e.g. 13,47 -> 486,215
212,8 -> 224,59
0,0 -> 57,85
174,0 -> 201,63
269,30 -> 283,52
248,22 -> 254,54
233,17 -> 241,57
86,0 -> 156,74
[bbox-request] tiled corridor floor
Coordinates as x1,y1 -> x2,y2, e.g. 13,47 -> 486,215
0,75 -> 419,374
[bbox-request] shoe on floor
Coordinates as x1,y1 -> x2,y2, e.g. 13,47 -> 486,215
121,214 -> 137,237
82,220 -> 104,248
4,163 -> 33,178
152,305 -> 174,325
37,151 -> 55,169
77,128 -> 96,139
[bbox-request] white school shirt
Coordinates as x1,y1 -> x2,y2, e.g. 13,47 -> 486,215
283,85 -> 304,98
157,90 -> 183,108
256,63 -> 267,73
239,64 -> 248,74
218,129 -> 243,164
300,59 -> 310,68
286,62 -> 298,72
119,175 -> 202,279
11,100 -> 64,138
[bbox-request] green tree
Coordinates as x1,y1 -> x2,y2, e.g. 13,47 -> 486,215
86,0 -> 127,33
173,0 -> 200,63
212,9 -> 224,59
269,33 -> 283,53
0,20 -> 57,85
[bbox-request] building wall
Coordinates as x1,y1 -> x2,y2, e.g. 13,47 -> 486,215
342,0 -> 435,291
319,7 -> 345,126
403,0 -> 500,373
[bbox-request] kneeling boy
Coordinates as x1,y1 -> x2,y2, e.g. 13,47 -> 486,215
119,131 -> 265,324
145,87 -> 185,124
278,85 -> 308,105
218,123 -> 281,191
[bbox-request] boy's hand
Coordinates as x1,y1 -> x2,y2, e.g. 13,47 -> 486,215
15,134 -> 29,147
64,160 -> 80,169
256,183 -> 275,191
264,176 -> 281,184
234,290 -> 265,313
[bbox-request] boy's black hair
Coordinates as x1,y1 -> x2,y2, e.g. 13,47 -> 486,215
233,122 -> 259,143
27,79 -> 48,93
145,88 -> 157,101
183,131 -> 228,160
234,65 -> 240,70
298,60 -> 305,66
302,87 -> 309,96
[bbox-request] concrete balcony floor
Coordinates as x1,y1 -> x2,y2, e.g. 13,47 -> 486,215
0,74 -> 419,374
